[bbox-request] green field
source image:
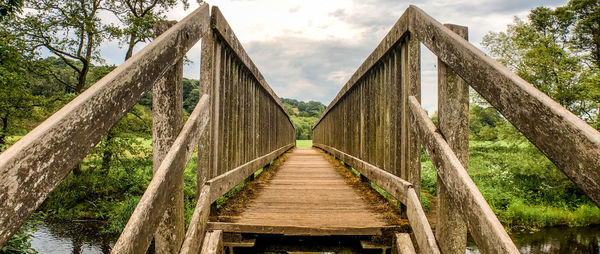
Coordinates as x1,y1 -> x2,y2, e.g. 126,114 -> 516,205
296,140 -> 313,147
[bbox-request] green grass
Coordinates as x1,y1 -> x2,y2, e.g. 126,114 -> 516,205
296,140 -> 312,147
420,140 -> 600,230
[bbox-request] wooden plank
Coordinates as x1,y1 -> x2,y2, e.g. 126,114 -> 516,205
180,185 -> 211,254
436,23 -> 469,254
395,233 -> 416,254
0,4 -> 210,247
200,230 -> 223,254
408,96 -> 518,253
207,222 -> 393,236
227,148 -> 393,236
152,20 -> 185,254
207,144 -> 293,203
111,95 -> 210,254
198,16 -> 216,193
408,5 -> 600,206
405,188 -> 439,254
401,33 -> 421,196
313,144 -> 411,203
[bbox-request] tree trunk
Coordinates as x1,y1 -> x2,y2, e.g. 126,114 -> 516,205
125,35 -> 136,61
75,61 -> 89,93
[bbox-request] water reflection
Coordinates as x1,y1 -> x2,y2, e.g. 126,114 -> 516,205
467,225 -> 600,253
30,221 -> 114,254
29,221 -> 600,253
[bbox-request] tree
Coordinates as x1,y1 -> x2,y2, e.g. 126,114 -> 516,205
16,0 -> 116,93
0,0 -> 23,19
482,1 -> 599,128
0,20 -> 39,151
107,0 -> 190,60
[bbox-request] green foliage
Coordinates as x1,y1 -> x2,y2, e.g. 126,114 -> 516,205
105,196 -> 141,234
281,98 -> 326,140
482,0 -> 600,128
0,0 -> 23,20
106,0 -> 190,60
1,214 -> 42,254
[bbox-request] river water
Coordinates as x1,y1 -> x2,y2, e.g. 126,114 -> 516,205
29,221 -> 600,253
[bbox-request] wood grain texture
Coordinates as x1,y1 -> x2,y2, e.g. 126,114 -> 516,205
152,20 -> 185,254
207,144 -> 293,203
180,185 -> 211,254
218,148 -> 390,235
0,4 -> 210,246
408,96 -> 518,253
395,233 -> 416,254
200,230 -> 223,254
436,23 -> 469,254
406,188 -> 439,254
313,144 -> 411,204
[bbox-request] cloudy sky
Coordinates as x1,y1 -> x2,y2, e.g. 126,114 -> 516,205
99,0 -> 566,112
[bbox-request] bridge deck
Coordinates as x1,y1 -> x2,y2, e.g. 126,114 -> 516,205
210,147 -> 393,236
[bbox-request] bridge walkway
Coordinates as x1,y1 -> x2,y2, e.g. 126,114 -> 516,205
208,147 -> 395,236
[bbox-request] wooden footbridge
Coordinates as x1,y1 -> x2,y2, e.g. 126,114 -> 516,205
1,3 -> 599,254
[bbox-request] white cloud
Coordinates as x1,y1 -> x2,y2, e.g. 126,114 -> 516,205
96,0 -> 568,112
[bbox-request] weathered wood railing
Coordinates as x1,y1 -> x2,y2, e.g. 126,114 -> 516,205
0,3 -> 294,253
314,5 -> 600,254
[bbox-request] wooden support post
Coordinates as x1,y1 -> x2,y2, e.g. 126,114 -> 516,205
201,230 -> 224,254
152,20 -> 185,254
401,33 -> 421,196
198,22 -> 216,196
436,24 -> 469,254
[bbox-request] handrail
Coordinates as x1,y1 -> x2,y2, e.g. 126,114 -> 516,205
408,96 -> 518,253
408,5 -> 600,206
204,6 -> 295,182
0,4 -> 210,247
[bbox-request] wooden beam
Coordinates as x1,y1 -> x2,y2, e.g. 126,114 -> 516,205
111,95 -> 210,254
395,233 -> 416,254
408,5 -> 600,206
0,4 -> 210,247
408,96 -> 518,253
206,222 -> 399,236
152,20 -> 185,254
200,230 -> 224,254
206,144 -> 293,203
180,185 -> 211,254
401,32 -> 421,196
313,144 -> 411,203
436,24 -> 469,254
405,188 -> 439,254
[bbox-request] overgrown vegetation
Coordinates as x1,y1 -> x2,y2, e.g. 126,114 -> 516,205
0,0 -> 599,251
281,98 -> 326,140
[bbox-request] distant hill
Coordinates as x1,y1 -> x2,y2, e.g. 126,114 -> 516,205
280,98 -> 326,140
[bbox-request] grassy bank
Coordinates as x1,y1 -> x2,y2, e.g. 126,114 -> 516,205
420,140 -> 600,230
296,140 -> 312,147
36,137 -> 200,234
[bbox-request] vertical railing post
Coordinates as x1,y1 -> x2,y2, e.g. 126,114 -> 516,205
402,33 -> 422,196
152,21 -> 185,254
198,22 -> 216,195
436,24 -> 469,254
